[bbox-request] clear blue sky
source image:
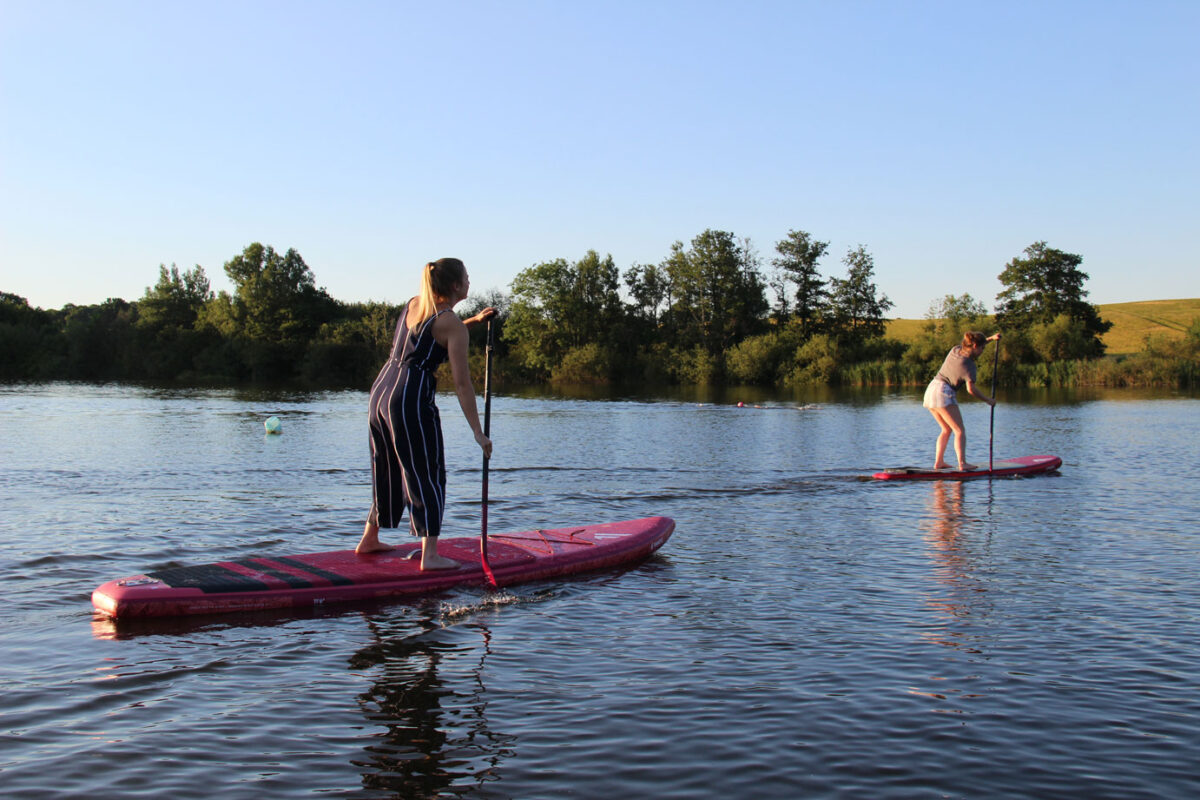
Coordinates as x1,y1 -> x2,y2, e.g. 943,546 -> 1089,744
2,0 -> 1197,318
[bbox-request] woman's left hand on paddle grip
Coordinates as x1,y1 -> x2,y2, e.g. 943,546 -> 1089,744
476,430 -> 493,458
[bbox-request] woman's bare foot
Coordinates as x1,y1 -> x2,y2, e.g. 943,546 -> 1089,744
959,463 -> 979,472
416,536 -> 460,570
933,462 -> 951,470
420,553 -> 460,571
355,522 -> 395,554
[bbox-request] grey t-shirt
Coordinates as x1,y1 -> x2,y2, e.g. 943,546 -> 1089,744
935,345 -> 977,390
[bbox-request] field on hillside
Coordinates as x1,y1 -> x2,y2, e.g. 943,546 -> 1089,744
885,298 -> 1200,356
1095,299 -> 1200,354
884,317 -> 929,343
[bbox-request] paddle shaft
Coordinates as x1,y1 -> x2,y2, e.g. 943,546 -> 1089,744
989,335 -> 999,472
480,316 -> 496,585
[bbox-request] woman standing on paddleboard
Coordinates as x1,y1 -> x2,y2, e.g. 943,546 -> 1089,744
357,258 -> 494,569
923,331 -> 1000,471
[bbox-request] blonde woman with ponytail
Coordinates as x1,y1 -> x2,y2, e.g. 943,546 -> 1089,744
358,258 -> 495,569
922,330 -> 1000,472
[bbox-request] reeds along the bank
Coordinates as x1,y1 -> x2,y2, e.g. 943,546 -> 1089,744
834,360 -> 927,387
1017,354 -> 1198,388
834,354 -> 1198,389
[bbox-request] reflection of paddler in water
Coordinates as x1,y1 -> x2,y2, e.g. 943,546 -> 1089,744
911,480 -> 990,711
357,257 -> 496,570
925,480 -> 965,557
349,612 -> 509,797
920,481 -> 983,644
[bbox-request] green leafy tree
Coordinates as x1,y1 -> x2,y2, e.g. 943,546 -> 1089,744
459,289 -> 512,378
573,250 -> 625,337
827,245 -> 893,345
550,342 -> 614,384
133,264 -> 218,380
905,293 -> 991,367
221,243 -> 336,344
930,293 -> 988,326
772,229 -> 830,337
0,293 -> 65,379
505,250 -> 624,378
61,299 -> 139,379
995,241 -> 1111,357
196,291 -> 239,338
623,262 -> 670,328
1030,314 -> 1105,361
337,300 -> 405,357
663,229 -> 768,360
137,264 -> 213,331
302,300 -> 404,387
783,333 -> 841,386
930,292 -> 989,339
726,328 -> 802,385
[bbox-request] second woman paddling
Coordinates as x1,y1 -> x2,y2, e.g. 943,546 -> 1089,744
358,258 -> 494,569
922,330 -> 1000,472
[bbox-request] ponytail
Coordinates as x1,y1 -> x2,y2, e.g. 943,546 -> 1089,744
410,258 -> 467,324
962,331 -> 987,350
411,262 -> 439,323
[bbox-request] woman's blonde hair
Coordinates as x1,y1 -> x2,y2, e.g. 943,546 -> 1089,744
411,258 -> 466,322
961,331 -> 988,350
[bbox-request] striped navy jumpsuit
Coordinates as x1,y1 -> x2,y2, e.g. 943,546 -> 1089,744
366,305 -> 453,537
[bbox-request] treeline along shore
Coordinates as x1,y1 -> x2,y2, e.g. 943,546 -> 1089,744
3,234 -> 1198,389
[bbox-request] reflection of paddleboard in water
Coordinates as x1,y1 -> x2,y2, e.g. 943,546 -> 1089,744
871,455 -> 1062,481
93,516 -> 675,619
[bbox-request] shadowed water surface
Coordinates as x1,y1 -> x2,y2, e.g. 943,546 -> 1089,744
1,382 -> 1198,798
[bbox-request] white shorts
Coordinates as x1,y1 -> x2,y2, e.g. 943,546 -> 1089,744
923,379 -> 957,409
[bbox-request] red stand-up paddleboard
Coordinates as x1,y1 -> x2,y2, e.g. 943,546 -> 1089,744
93,516 -> 674,619
872,454 -> 1061,481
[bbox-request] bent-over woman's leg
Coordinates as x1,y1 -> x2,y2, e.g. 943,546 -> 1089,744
930,405 -> 974,471
929,407 -> 953,470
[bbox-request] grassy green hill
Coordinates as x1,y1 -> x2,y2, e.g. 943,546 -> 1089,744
884,317 -> 928,344
1095,299 -> 1200,354
886,298 -> 1200,356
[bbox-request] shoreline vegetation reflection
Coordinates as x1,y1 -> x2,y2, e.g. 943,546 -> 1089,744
5,380 -> 1197,411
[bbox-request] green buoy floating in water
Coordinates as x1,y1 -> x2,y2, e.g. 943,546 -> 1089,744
264,416 -> 282,434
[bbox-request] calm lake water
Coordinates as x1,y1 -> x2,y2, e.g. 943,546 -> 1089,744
2,381 -> 1198,799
